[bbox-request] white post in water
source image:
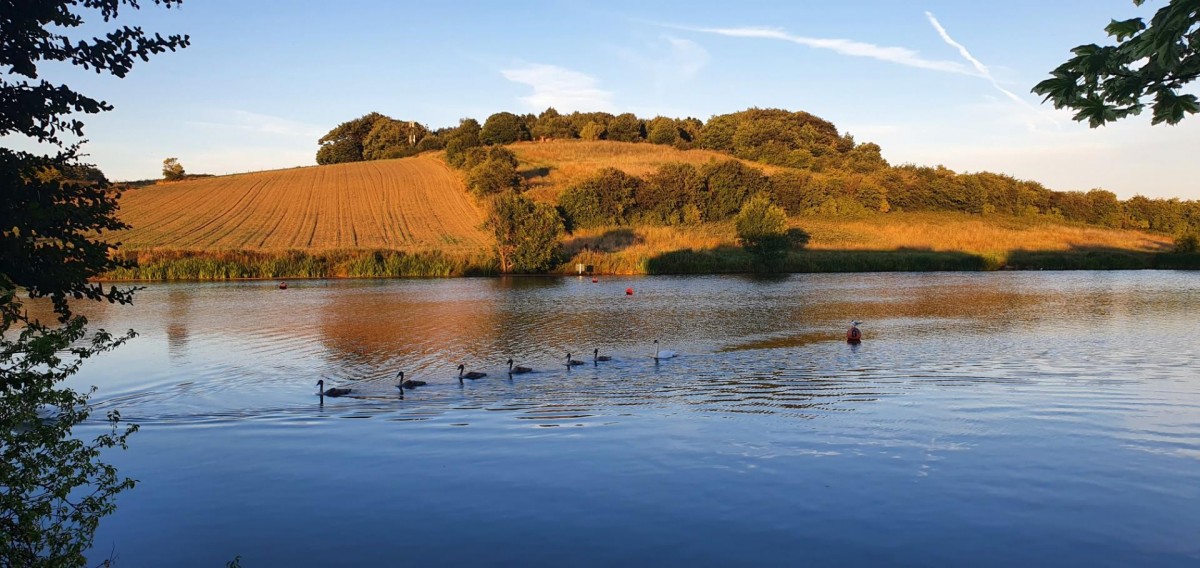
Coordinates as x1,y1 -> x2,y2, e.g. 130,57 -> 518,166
576,263 -> 585,275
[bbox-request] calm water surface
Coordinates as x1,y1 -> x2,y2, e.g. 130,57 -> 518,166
66,272 -> 1200,566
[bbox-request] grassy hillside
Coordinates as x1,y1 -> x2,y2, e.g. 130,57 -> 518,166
509,139 -> 786,203
558,212 -> 1177,275
105,141 -> 1191,280
114,155 -> 489,252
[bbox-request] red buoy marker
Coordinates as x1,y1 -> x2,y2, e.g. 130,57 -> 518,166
625,287 -> 634,296
846,320 -> 862,344
278,281 -> 288,290
592,277 -> 598,283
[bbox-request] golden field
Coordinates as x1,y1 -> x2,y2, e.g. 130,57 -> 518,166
113,155 -> 489,253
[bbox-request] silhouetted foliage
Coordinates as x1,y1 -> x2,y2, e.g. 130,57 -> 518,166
2,1 -> 187,564
1033,0 -> 1200,126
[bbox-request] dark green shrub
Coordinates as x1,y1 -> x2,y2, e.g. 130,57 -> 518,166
558,168 -> 640,228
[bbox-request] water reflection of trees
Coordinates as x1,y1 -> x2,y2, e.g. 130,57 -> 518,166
166,287 -> 193,361
47,274 -> 1200,427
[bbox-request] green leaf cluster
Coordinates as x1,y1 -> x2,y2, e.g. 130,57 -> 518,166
464,147 -> 522,197
1033,0 -> 1200,126
559,168 -> 641,229
317,113 -> 430,164
481,112 -> 532,145
734,194 -> 795,270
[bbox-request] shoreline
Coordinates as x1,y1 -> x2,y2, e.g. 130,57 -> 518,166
98,248 -> 1200,281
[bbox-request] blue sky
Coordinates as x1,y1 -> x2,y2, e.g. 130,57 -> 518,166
12,0 -> 1200,199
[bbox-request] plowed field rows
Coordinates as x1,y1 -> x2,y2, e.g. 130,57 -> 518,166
113,156 -> 491,252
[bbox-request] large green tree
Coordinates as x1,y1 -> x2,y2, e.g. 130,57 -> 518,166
487,194 -> 563,273
480,112 -> 531,145
2,1 -> 188,565
734,194 -> 792,271
362,118 -> 427,160
1033,0 -> 1200,126
315,112 -> 388,164
444,118 -> 483,168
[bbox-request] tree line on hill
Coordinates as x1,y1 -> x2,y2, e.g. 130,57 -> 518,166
314,107 -> 1200,269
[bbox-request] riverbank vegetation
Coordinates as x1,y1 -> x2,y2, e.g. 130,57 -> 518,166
106,249 -> 497,280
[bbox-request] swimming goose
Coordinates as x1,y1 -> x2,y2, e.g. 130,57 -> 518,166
566,353 -> 585,366
396,371 -> 427,389
652,340 -> 676,360
316,379 -> 352,397
507,358 -> 532,374
457,364 -> 487,381
593,348 -> 611,362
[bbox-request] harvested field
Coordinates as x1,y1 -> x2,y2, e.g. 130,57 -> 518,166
113,156 -> 490,252
509,139 -> 786,202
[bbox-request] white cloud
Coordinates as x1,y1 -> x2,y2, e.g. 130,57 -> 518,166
500,63 -> 615,112
678,24 -> 972,74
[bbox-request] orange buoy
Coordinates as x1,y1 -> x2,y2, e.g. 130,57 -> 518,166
278,281 -> 288,290
625,287 -> 634,296
846,321 -> 862,344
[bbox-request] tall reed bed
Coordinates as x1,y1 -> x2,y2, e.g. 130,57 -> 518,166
104,249 -> 498,280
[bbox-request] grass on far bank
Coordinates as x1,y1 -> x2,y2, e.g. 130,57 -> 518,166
102,212 -> 1196,281
103,248 -> 497,280
555,212 -> 1186,275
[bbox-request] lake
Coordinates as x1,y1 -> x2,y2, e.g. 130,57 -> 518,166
67,272 -> 1200,567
